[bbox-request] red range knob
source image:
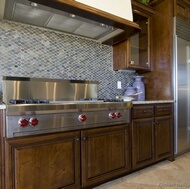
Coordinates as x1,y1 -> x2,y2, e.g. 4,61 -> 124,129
78,114 -> 87,122
29,117 -> 39,126
18,118 -> 28,127
109,112 -> 116,119
115,112 -> 122,118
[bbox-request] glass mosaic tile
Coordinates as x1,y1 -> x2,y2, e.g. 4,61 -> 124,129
0,20 -> 135,100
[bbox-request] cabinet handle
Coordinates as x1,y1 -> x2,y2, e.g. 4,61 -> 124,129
153,122 -> 159,125
143,110 -> 147,113
83,136 -> 88,141
74,137 -> 80,142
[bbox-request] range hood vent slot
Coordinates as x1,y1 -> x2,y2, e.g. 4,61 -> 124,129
2,0 -> 141,45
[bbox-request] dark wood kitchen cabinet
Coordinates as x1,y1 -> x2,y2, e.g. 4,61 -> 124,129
131,103 -> 174,169
3,124 -> 130,189
4,131 -> 81,189
113,1 -> 155,72
175,0 -> 190,23
0,109 -> 5,189
131,105 -> 155,169
154,104 -> 174,161
81,124 -> 131,188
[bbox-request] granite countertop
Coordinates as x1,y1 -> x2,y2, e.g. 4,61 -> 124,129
0,100 -> 175,109
132,100 -> 175,104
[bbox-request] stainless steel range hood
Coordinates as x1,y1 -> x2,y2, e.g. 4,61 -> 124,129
1,0 -> 141,45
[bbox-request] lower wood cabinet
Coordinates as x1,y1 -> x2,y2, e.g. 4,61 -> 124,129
3,124 -> 130,189
4,131 -> 81,189
81,125 -> 131,188
155,115 -> 173,160
132,103 -> 174,169
0,103 -> 174,188
132,117 -> 155,168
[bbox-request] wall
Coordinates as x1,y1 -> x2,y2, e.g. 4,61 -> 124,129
0,20 -> 135,100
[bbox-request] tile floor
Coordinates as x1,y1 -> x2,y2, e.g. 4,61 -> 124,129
94,152 -> 190,189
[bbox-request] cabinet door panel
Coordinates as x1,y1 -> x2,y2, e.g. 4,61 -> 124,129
129,13 -> 149,68
81,125 -> 130,187
132,118 -> 154,169
4,132 -> 80,189
155,116 -> 173,160
113,1 -> 155,72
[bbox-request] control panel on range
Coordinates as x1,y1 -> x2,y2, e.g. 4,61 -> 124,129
6,109 -> 130,138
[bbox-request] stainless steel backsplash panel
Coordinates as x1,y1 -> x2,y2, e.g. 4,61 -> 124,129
2,76 -> 99,103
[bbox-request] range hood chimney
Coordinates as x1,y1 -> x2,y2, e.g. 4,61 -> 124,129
1,0 -> 141,45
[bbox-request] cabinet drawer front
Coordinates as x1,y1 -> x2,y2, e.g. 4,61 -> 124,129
132,105 -> 154,119
155,104 -> 172,116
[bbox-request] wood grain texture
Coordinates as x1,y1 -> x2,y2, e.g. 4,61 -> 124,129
113,1 -> 155,71
81,125 -> 131,188
4,131 -> 81,189
132,103 -> 174,169
0,110 -> 6,189
142,0 -> 174,100
132,117 -> 155,169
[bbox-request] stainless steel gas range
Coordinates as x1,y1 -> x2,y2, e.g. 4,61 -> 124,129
2,76 -> 132,138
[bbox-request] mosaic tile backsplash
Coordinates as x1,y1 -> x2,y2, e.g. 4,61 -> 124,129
0,20 -> 136,100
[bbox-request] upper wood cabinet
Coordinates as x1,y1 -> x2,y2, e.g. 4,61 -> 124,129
113,1 -> 156,72
175,0 -> 190,22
